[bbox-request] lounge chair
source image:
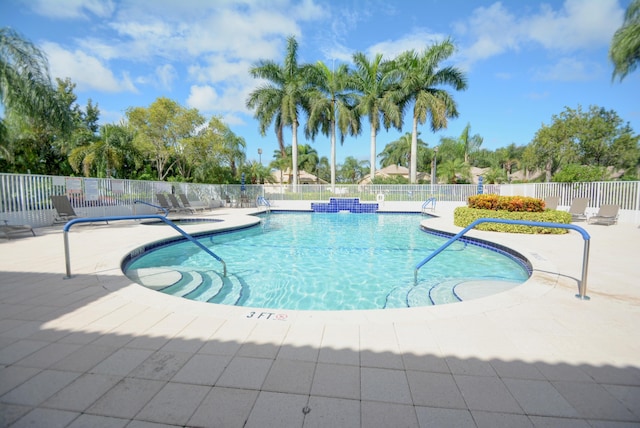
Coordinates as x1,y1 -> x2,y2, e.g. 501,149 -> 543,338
51,195 -> 80,224
543,196 -> 560,210
1,220 -> 35,239
156,193 -> 179,213
588,204 -> 619,225
167,193 -> 195,213
177,193 -> 207,212
568,197 -> 590,222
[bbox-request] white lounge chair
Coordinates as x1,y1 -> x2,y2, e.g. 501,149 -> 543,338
568,198 -> 589,222
543,196 -> 560,210
588,204 -> 619,225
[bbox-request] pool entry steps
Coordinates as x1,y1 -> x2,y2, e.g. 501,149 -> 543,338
311,197 -> 378,213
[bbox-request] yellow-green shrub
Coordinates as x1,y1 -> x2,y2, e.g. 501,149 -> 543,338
454,207 -> 572,234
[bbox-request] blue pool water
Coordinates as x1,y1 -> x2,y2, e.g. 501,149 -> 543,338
123,213 -> 530,311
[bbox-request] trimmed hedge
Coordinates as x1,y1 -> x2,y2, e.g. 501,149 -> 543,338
454,207 -> 572,234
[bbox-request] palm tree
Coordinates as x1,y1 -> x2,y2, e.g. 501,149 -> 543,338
296,143 -> 319,175
394,40 -> 467,183
437,158 -> 471,184
0,28 -> 71,142
68,124 -> 132,177
246,35 -> 315,190
351,52 -> 403,182
378,132 -> 429,169
306,61 -> 361,189
220,127 -> 246,178
439,123 -> 482,164
339,156 -> 369,183
610,0 -> 640,82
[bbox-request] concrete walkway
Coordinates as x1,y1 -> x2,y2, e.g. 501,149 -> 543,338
1,208 -> 639,427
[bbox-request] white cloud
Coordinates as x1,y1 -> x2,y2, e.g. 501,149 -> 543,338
42,42 -> 137,93
456,0 -> 624,66
366,30 -> 448,60
155,64 -> 177,91
186,85 -> 218,112
24,0 -> 115,19
525,0 -> 623,52
186,82 -> 253,117
534,57 -> 602,82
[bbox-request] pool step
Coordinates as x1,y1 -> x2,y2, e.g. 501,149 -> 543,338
207,274 -> 244,306
125,267 -> 182,290
159,270 -> 204,296
412,279 -> 462,306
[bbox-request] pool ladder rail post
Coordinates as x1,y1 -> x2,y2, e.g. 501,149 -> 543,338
62,214 -> 227,279
414,218 -> 591,300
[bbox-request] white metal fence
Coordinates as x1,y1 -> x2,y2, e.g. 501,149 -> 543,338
1,173 -> 639,227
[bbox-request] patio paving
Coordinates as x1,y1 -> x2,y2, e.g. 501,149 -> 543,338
1,207 -> 639,427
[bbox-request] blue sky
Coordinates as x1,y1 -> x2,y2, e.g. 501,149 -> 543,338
2,0 -> 638,168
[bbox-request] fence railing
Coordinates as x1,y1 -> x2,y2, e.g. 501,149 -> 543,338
1,173 -> 639,227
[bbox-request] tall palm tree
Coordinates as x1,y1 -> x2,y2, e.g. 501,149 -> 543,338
246,35 -> 315,190
0,27 -> 71,142
394,40 -> 467,183
610,0 -> 640,82
306,61 -> 361,189
351,52 -> 403,182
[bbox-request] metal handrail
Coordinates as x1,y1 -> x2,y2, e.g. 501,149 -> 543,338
414,218 -> 591,300
256,196 -> 271,212
63,215 -> 226,279
422,197 -> 436,212
134,200 -> 168,216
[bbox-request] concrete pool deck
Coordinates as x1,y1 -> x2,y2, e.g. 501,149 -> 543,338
0,207 -> 639,427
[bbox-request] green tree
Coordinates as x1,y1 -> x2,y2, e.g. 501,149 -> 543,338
437,158 -> 471,184
68,123 -> 137,178
378,132 -> 429,171
610,0 -> 640,82
316,156 -> 331,183
529,105 -> 639,181
338,156 -> 369,183
394,40 -> 467,182
351,52 -> 402,182
439,123 -> 482,165
246,35 -> 315,190
306,61 -> 361,188
528,109 -> 581,182
220,126 -> 247,179
552,164 -> 608,183
494,143 -> 525,179
0,27 -> 72,145
126,97 -> 203,181
242,160 -> 274,184
0,75 -> 89,175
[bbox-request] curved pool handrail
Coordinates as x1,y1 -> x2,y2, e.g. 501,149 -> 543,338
422,197 -> 436,212
63,215 -> 226,279
256,196 -> 271,212
134,199 -> 168,216
414,218 -> 591,300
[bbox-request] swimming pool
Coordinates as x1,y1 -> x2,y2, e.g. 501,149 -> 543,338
123,212 -> 530,310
